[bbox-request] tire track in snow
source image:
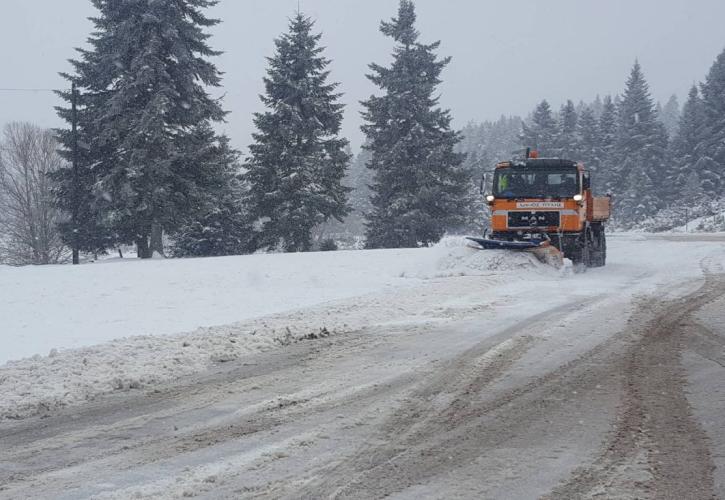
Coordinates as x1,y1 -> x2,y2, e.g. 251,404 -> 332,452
546,269 -> 725,500
294,296 -> 626,499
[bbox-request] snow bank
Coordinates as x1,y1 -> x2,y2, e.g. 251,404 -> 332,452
1,239 -> 553,368
405,236 -> 547,278
0,248 -> 422,366
0,319 -> 334,420
0,238 -> 560,420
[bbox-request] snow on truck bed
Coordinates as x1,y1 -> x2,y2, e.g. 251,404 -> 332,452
1,234 -> 723,420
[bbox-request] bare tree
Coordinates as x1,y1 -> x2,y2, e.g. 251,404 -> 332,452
0,122 -> 68,265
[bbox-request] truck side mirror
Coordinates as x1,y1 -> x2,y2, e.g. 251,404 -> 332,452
583,172 -> 591,190
479,173 -> 487,195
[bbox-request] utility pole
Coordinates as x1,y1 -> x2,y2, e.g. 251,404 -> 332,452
71,83 -> 80,265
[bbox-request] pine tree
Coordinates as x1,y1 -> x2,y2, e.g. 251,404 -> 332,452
618,156 -> 658,221
458,115 -> 523,232
659,94 -> 680,138
614,61 -> 668,221
347,146 -> 374,221
554,99 -> 579,159
362,0 -> 469,248
598,95 -> 618,192
171,132 -> 250,257
244,13 -> 350,253
682,169 -> 705,201
669,86 -> 706,193
577,105 -> 600,175
591,95 -> 604,119
692,157 -> 721,194
697,47 -> 725,192
460,116 -> 523,169
521,100 -> 557,155
56,0 -> 228,258
53,86 -> 114,256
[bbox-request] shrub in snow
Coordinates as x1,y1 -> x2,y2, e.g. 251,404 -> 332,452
319,239 -> 338,252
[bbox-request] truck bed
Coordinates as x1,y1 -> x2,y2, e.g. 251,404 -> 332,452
592,196 -> 611,222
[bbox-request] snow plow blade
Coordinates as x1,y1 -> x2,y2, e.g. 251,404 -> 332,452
466,237 -> 542,250
466,237 -> 564,268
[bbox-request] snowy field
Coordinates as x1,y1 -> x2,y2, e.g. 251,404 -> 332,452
1,239 -> 545,366
2,248 -> 427,365
1,234 -> 724,420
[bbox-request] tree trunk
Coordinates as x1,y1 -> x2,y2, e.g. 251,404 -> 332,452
150,223 -> 164,257
136,236 -> 151,259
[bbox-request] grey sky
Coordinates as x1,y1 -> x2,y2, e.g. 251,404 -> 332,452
1,0 -> 724,155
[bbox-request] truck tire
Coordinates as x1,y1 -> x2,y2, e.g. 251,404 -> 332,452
589,224 -> 606,268
568,232 -> 590,270
598,230 -> 607,267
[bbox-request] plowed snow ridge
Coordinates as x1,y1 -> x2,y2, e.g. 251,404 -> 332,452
0,238 -> 552,420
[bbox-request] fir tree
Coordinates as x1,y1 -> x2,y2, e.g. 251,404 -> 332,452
554,99 -> 579,159
597,95 -> 618,192
460,116 -> 523,169
618,157 -> 658,221
171,132 -> 250,257
669,86 -> 706,194
697,47 -> 725,192
521,100 -> 557,155
53,86 -> 114,256
244,13 -> 351,253
591,95 -> 604,119
56,0 -> 228,258
361,0 -> 469,248
577,105 -> 600,175
459,116 -> 523,232
682,169 -> 705,201
659,94 -> 680,138
614,61 -> 668,221
313,146 -> 371,248
347,146 -> 374,221
692,157 -> 721,194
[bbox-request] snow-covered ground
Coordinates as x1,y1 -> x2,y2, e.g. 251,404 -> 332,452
672,209 -> 725,233
1,234 -> 724,420
1,248 -> 417,365
2,233 -> 725,499
633,198 -> 725,233
1,239 -> 544,366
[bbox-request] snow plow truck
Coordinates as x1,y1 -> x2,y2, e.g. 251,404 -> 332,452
469,151 -> 611,268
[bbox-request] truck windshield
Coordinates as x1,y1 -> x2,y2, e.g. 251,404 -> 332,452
493,168 -> 580,199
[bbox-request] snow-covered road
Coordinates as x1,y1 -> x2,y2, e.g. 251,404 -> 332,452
1,234 -> 724,499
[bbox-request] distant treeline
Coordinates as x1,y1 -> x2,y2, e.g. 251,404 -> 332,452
456,59 -> 725,228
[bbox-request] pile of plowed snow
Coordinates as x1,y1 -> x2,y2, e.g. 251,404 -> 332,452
0,320 -> 335,420
406,236 -> 550,279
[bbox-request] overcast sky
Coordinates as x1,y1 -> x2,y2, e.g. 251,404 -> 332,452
1,0 -> 724,154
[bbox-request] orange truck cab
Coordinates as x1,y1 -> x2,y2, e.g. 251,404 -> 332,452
483,156 -> 611,267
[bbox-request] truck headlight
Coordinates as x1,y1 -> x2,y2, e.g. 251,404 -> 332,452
573,194 -> 583,202
486,195 -> 495,202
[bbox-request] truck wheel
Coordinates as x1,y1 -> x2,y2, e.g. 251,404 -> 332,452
595,230 -> 607,267
569,232 -> 589,271
589,225 -> 606,268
